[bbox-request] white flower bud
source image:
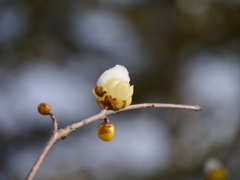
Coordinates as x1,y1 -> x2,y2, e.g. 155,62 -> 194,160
97,65 -> 130,86
93,65 -> 134,110
204,158 -> 228,180
204,158 -> 222,174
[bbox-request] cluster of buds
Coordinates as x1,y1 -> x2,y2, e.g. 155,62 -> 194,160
38,65 -> 133,142
93,65 -> 133,141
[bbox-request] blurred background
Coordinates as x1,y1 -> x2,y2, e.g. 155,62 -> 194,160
0,0 -> 240,179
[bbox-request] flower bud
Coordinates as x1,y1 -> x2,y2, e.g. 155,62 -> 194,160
204,158 -> 228,180
93,65 -> 134,110
98,123 -> 116,141
38,103 -> 52,115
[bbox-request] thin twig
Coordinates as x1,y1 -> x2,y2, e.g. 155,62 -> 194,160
116,103 -> 202,112
50,115 -> 58,132
25,133 -> 58,180
25,103 -> 201,180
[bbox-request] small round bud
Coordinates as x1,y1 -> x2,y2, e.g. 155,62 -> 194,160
38,103 -> 52,115
98,123 -> 116,141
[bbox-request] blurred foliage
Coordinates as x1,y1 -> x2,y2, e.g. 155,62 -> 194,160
0,0 -> 240,179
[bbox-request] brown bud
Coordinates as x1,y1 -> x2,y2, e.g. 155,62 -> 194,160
38,103 -> 52,115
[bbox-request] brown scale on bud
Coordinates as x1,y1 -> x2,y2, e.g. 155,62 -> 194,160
94,86 -> 107,97
38,103 -> 53,116
97,95 -> 119,110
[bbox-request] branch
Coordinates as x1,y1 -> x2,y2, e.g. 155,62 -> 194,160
25,134 -> 58,180
25,103 -> 201,180
112,103 -> 202,112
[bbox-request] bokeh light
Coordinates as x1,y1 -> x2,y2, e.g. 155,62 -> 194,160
0,0 -> 240,179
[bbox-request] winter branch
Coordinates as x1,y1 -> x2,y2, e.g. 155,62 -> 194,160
25,102 -> 201,180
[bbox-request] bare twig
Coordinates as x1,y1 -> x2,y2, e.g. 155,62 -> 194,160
50,115 -> 58,132
25,103 -> 201,180
25,134 -> 58,180
110,103 -> 202,113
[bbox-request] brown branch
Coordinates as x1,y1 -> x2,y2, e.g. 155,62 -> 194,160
25,134 -> 58,180
50,115 -> 58,132
25,103 -> 201,180
110,103 -> 202,113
